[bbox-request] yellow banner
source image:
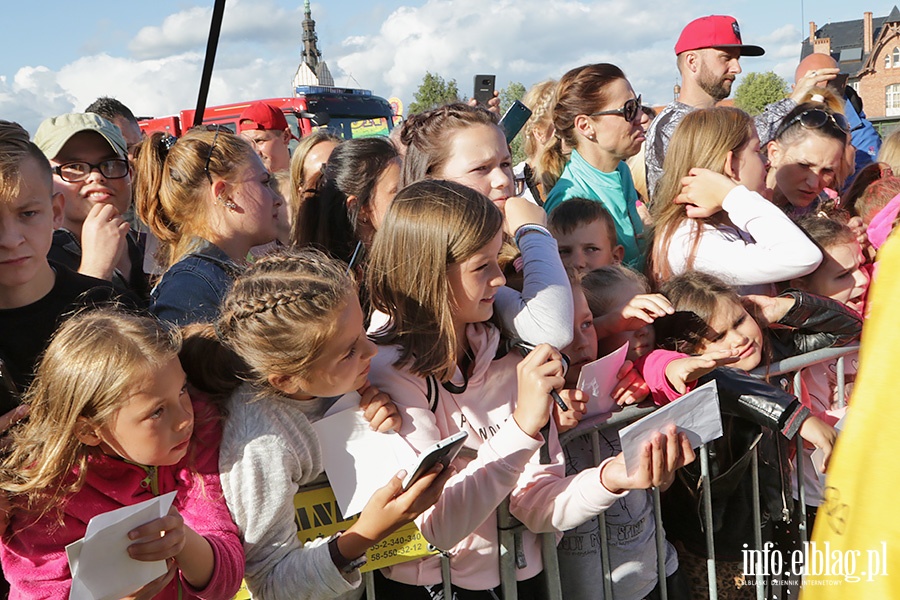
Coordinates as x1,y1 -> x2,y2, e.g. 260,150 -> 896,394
234,484 -> 437,598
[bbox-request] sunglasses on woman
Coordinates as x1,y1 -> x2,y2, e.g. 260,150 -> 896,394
590,95 -> 642,123
775,109 -> 851,140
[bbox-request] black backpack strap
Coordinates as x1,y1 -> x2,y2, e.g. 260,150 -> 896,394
426,374 -> 440,413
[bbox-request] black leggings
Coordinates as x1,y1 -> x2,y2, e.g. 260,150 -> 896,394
372,568 -> 548,600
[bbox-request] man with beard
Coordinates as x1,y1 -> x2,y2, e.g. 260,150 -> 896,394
644,15 -> 831,204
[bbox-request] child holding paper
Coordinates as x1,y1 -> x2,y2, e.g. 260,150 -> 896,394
366,180 -> 694,598
0,310 -> 243,600
180,247 -> 452,600
654,271 -> 859,598
554,276 -> 691,600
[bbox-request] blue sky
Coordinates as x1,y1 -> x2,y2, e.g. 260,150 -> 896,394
1,0 -> 897,133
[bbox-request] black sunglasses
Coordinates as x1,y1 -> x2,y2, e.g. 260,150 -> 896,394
590,95 -> 642,122
202,126 -> 223,184
775,109 -> 851,140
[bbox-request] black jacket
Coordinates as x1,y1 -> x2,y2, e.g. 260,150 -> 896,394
662,291 -> 861,559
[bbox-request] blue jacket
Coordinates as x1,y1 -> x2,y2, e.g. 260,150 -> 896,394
150,240 -> 243,326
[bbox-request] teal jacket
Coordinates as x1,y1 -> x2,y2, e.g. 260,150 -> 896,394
544,150 -> 645,268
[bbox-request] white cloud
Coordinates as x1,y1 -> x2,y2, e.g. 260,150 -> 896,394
129,0 -> 302,60
331,0 -> 714,109
0,0 -> 809,133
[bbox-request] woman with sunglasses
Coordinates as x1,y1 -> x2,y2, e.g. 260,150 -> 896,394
538,63 -> 648,268
135,127 -> 282,325
649,107 -> 822,294
767,102 -> 851,218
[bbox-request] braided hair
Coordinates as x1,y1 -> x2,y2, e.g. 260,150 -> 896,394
180,248 -> 355,397
399,102 -> 499,188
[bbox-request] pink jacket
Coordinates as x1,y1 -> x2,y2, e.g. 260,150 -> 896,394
634,349 -> 696,406
1,397 -> 244,600
369,323 -> 625,590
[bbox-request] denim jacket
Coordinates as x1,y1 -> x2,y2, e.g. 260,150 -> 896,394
150,240 -> 243,326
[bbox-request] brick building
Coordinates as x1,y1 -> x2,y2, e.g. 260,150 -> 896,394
802,6 -> 900,123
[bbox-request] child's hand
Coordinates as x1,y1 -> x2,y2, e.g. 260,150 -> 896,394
342,463 -> 455,558
594,294 -> 673,337
741,294 -> 795,328
599,426 -> 695,492
128,505 -> 215,589
505,196 -> 548,235
358,382 -> 402,433
122,562 -> 177,600
514,344 -> 566,438
675,168 -> 735,219
799,415 -> 838,472
612,361 -> 649,406
79,202 -> 129,281
553,389 -> 587,433
664,350 -> 740,394
127,506 -> 187,563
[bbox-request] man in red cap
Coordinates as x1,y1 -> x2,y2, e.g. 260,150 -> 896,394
644,15 -> 831,203
239,101 -> 297,173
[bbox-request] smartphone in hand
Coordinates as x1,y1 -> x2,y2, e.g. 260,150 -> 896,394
402,431 -> 468,491
499,100 -> 533,144
473,75 -> 496,107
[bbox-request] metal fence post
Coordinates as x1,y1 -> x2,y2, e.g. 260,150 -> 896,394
652,487 -> 668,600
700,443 -> 718,600
750,446 -> 764,599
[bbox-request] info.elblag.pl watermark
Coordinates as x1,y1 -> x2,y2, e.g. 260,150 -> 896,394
742,541 -> 889,586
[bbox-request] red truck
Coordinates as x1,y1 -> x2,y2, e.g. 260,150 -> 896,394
138,85 -> 394,141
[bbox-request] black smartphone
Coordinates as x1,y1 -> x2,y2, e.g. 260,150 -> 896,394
827,73 -> 849,94
473,74 -> 496,107
499,100 -> 533,144
401,431 -> 468,491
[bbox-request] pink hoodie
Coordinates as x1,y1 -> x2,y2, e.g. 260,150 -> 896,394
369,323 -> 625,590
1,396 -> 244,600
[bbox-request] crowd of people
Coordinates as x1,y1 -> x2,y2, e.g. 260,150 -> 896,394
0,11 -> 892,600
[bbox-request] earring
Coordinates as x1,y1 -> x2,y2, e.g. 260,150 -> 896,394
217,194 -> 238,210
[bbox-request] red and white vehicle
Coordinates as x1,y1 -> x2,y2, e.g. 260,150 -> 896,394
138,86 -> 394,142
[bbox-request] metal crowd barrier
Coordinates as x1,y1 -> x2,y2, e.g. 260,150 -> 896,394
361,345 -> 859,600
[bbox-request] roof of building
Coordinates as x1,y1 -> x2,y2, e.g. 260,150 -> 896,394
800,6 -> 900,75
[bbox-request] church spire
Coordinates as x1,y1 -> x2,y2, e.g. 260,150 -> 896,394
301,0 -> 321,71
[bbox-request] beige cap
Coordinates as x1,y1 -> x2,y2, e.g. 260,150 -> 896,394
33,112 -> 127,160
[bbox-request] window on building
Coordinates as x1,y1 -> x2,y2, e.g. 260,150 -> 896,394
894,47 -> 900,66
887,53 -> 893,69
886,83 -> 900,116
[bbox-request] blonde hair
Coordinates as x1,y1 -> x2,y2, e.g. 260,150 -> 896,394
134,128 -> 257,269
0,120 -> 52,202
522,79 -> 558,162
878,127 -> 900,175
181,248 -> 355,397
368,180 -> 503,381
648,107 -> 755,287
0,310 -> 181,512
535,64 -> 626,193
582,265 -> 649,318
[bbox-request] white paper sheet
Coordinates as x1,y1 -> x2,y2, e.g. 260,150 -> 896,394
618,380 -> 723,475
314,393 -> 418,517
66,491 -> 177,600
576,342 -> 629,418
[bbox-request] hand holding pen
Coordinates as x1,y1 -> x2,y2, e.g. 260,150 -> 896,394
512,343 -> 568,439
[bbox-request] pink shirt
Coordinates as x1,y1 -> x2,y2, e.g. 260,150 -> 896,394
1,397 -> 244,600
369,323 -> 624,590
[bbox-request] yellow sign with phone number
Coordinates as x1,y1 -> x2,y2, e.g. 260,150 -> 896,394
232,484 -> 436,599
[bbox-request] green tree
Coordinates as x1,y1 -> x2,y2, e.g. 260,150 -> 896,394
733,71 -> 788,116
407,72 -> 461,115
499,81 -> 527,164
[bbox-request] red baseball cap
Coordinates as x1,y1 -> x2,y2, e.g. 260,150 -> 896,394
675,15 -> 765,56
239,102 -> 299,139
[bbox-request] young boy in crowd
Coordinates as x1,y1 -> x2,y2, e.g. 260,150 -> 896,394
33,113 -> 148,304
549,198 -> 624,275
0,120 -> 118,392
